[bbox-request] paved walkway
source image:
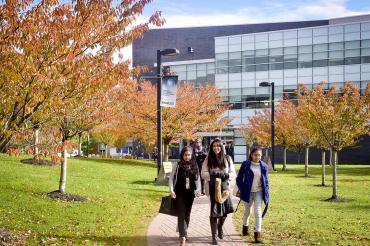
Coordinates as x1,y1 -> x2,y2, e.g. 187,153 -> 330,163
147,196 -> 247,246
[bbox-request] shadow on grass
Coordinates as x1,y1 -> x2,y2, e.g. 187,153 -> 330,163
75,157 -> 156,169
130,180 -> 156,185
37,234 -> 148,246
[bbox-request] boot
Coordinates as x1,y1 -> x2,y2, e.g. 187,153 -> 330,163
254,232 -> 262,243
217,216 -> 226,239
210,217 -> 218,245
179,236 -> 186,246
242,225 -> 249,236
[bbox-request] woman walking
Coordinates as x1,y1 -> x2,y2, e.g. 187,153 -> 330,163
201,139 -> 236,245
169,146 -> 201,246
236,147 -> 269,243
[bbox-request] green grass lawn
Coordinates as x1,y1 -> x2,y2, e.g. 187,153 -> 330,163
233,164 -> 370,246
0,155 -> 167,245
1,155 -> 369,246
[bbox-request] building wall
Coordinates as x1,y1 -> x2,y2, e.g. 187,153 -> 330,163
132,16 -> 370,164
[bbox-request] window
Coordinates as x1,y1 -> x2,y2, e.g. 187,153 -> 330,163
242,65 -> 255,72
298,45 -> 313,53
329,59 -> 344,66
345,40 -> 360,49
284,54 -> 298,62
270,63 -> 284,70
313,43 -> 328,52
329,50 -> 344,59
284,62 -> 298,69
313,27 -> 328,36
229,52 -> 242,66
313,60 -> 328,67
298,61 -> 312,68
229,66 -> 242,73
284,46 -> 297,54
313,52 -> 328,60
255,64 -> 269,71
345,57 -> 361,65
329,42 -> 344,50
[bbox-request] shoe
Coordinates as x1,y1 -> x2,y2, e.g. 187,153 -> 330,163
210,217 -> 218,245
242,225 -> 249,236
179,236 -> 186,246
254,232 -> 262,243
212,236 -> 218,245
217,217 -> 226,239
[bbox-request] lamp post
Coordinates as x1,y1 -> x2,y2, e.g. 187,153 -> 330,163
259,81 -> 275,171
156,48 -> 179,175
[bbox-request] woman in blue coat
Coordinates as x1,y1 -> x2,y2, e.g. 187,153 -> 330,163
236,147 -> 269,243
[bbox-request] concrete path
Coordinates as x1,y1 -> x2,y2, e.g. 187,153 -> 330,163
147,196 -> 247,246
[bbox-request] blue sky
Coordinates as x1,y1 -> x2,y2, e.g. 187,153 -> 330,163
139,0 -> 370,28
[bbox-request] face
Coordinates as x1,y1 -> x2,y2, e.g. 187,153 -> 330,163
183,150 -> 192,161
251,150 -> 262,162
212,143 -> 222,156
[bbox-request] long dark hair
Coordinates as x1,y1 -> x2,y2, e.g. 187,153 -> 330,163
249,147 -> 263,161
207,138 -> 227,170
179,146 -> 199,178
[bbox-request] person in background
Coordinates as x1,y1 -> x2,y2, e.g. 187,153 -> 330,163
193,139 -> 207,195
169,146 -> 201,246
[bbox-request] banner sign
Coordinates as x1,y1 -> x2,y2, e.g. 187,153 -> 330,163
160,75 -> 179,108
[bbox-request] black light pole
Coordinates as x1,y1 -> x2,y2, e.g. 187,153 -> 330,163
259,81 -> 276,171
156,48 -> 179,175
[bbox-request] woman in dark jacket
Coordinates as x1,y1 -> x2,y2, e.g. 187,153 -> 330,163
201,139 -> 236,245
169,146 -> 201,246
236,147 -> 269,243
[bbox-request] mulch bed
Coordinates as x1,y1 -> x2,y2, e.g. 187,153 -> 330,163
0,227 -> 30,246
21,159 -> 59,166
47,190 -> 86,202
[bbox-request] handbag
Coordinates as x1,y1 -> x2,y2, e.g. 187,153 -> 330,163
159,195 -> 177,216
215,177 -> 230,203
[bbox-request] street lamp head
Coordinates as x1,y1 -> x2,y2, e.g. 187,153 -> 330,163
160,48 -> 179,56
259,81 -> 271,87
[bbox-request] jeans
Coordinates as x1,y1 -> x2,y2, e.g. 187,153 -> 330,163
243,191 -> 262,232
175,192 -> 195,237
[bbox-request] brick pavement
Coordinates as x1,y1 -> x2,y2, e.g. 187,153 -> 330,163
147,196 -> 247,246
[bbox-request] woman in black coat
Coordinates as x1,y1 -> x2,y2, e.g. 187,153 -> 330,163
201,139 -> 236,245
169,146 -> 201,246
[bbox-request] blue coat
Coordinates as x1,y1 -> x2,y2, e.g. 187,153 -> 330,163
236,160 -> 269,205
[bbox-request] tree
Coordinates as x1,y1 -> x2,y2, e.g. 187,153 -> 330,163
247,109 -> 272,162
238,125 -> 257,157
275,99 -> 300,171
297,82 -> 370,200
0,0 -> 164,152
120,81 -> 230,161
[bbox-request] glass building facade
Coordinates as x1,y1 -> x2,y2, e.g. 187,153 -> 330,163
162,19 -> 370,163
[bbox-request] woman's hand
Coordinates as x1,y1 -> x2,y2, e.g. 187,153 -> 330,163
194,190 -> 201,197
170,191 -> 176,199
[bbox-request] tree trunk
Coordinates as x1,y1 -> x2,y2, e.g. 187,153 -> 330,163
0,136 -> 12,153
78,132 -> 82,156
304,147 -> 309,177
329,148 -> 333,166
59,144 -> 67,194
331,150 -> 338,199
105,144 -> 108,158
120,148 -> 123,158
282,147 -> 287,171
321,151 -> 326,186
86,134 -> 89,157
247,146 -> 251,158
34,128 -> 39,156
163,142 -> 169,162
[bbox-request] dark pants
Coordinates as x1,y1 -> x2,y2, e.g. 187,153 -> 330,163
175,192 -> 195,237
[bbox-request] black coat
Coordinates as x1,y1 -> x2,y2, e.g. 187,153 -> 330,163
208,174 -> 234,217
